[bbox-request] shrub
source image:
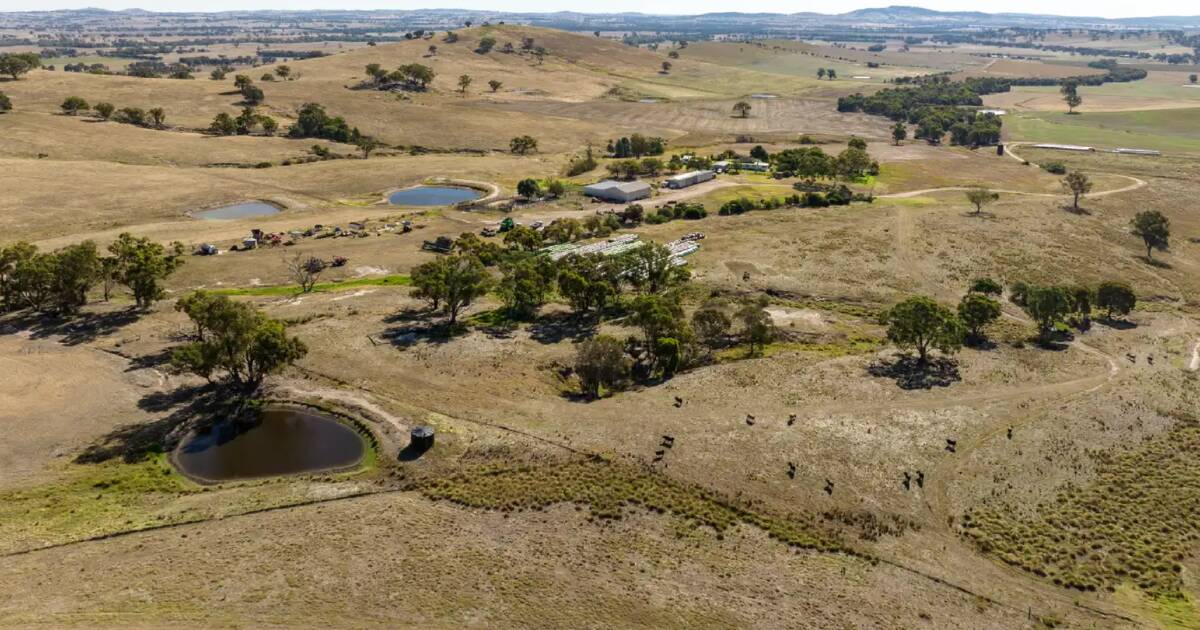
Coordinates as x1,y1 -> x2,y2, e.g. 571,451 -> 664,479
1042,161 -> 1067,175
60,96 -> 89,115
825,185 -> 853,205
804,192 -> 829,207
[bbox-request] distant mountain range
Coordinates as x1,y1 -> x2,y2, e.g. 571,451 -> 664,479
6,5 -> 1200,30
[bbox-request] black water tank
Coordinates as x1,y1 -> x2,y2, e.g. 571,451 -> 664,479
410,425 -> 435,451
997,144 -> 1005,156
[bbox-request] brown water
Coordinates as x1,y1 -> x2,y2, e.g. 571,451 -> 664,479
174,406 -> 365,482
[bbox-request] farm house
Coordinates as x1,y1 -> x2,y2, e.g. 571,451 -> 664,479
665,170 -> 716,189
583,180 -> 652,203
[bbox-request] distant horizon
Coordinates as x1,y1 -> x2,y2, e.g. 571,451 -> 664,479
1,3 -> 1197,21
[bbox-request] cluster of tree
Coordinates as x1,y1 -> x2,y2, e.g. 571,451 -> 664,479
410,238 -> 696,329
363,63 -> 436,91
210,107 -> 279,136
0,52 -> 41,80
0,234 -> 184,314
486,36 -> 546,62
231,74 -> 264,105
882,276 -> 1138,362
940,111 -> 1001,146
287,102 -> 363,144
770,143 -> 879,182
606,156 -> 672,179
124,61 -> 195,80
723,185 -> 860,214
1010,280 -> 1135,342
644,201 -> 707,224
171,291 -> 307,391
58,96 -> 163,129
838,76 -> 1016,146
515,177 -> 566,200
69,98 -> 164,129
575,294 -> 778,398
607,134 -> 667,158
63,62 -> 111,74
815,67 -> 838,80
837,75 -> 992,122
0,91 -> 12,114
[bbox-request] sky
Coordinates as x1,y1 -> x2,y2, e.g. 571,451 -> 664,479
0,0 -> 1194,18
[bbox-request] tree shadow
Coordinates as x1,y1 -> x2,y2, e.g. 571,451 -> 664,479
1098,316 -> 1136,330
1,308 -> 141,346
528,311 -> 598,345
1062,205 -> 1092,215
964,335 -> 997,351
74,383 -> 235,464
1140,255 -> 1172,269
126,346 -> 174,371
561,392 -> 597,403
380,308 -> 460,348
867,354 -> 961,390
1033,337 -> 1071,351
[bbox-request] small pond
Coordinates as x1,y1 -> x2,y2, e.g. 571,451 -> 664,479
750,93 -> 779,99
388,185 -> 484,206
174,406 -> 365,482
194,202 -> 281,220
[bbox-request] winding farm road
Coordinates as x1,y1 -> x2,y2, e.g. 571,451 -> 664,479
879,140 -> 1146,200
879,174 -> 1146,200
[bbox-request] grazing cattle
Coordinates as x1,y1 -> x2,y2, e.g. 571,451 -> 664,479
661,435 -> 675,447
787,462 -> 797,479
902,472 -> 911,491
745,414 -> 755,426
946,439 -> 957,453
673,396 -> 683,408
823,479 -> 834,495
916,470 -> 925,488
788,414 -> 796,426
1006,427 -> 1013,440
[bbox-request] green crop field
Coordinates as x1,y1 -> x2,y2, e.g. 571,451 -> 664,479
1004,109 -> 1200,154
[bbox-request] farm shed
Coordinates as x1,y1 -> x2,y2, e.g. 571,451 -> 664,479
665,170 -> 716,189
1033,143 -> 1094,152
583,180 -> 652,203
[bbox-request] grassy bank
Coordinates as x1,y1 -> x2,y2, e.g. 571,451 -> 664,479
210,274 -> 411,297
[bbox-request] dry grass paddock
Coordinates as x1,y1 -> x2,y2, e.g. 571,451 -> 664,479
2,23 -> 1200,630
